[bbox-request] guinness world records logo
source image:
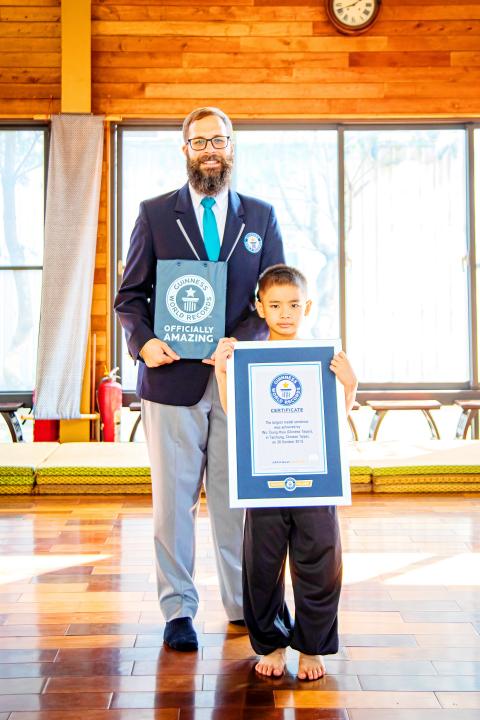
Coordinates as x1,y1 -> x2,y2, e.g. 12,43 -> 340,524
166,274 -> 215,323
284,477 -> 297,492
243,232 -> 262,254
270,373 -> 302,406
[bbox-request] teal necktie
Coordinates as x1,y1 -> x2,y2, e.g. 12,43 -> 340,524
201,197 -> 220,261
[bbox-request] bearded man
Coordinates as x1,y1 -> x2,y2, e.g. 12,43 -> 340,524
114,107 -> 285,651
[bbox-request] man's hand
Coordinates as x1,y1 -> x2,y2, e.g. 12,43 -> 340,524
139,338 -> 180,367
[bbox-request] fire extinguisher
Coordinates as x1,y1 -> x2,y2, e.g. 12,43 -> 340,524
97,367 -> 122,442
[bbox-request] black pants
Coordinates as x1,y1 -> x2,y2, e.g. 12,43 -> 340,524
243,505 -> 342,656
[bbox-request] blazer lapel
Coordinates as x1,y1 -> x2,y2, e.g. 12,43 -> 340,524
174,183 -> 208,261
219,190 -> 245,262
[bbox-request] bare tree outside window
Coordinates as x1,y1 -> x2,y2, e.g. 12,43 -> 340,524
345,129 -> 468,383
235,130 -> 339,340
117,126 -> 472,391
120,130 -> 185,390
0,129 -> 45,392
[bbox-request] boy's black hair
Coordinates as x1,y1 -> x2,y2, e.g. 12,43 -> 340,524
256,264 -> 308,300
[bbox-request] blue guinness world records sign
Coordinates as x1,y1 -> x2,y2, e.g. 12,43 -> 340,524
154,259 -> 227,360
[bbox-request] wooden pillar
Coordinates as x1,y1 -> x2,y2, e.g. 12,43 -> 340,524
61,0 -> 91,114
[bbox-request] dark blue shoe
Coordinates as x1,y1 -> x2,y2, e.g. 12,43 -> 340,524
163,617 -> 198,652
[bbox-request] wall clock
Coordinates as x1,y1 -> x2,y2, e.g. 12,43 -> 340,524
325,0 -> 382,35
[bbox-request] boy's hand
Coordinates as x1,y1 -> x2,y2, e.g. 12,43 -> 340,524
203,337 -> 237,368
211,337 -> 236,374
330,351 -> 357,391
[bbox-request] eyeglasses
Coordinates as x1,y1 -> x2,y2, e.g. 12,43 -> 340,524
187,136 -> 230,151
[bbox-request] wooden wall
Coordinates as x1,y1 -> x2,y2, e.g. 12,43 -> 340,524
91,0 -> 480,119
1,0 -> 480,393
2,0 -> 480,120
0,0 -> 61,117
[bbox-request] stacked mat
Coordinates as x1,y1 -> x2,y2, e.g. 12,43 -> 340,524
0,443 -> 59,494
347,442 -> 373,493
365,440 -> 480,493
3,439 -> 480,496
35,442 -> 151,494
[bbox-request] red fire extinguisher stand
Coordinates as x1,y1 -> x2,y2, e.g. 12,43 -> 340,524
32,389 -> 59,442
97,367 -> 122,442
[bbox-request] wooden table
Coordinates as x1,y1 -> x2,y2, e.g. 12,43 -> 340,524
366,399 -> 441,441
0,402 -> 25,442
455,399 -> 480,439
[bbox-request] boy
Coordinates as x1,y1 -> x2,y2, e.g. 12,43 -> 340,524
214,264 -> 357,680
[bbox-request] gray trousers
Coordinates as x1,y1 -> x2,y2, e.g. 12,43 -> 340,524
141,372 -> 244,621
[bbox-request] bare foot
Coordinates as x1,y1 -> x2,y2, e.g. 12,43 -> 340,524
297,653 -> 325,681
255,647 -> 286,677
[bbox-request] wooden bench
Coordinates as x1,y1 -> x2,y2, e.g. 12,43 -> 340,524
366,400 -> 441,441
455,400 -> 480,439
129,401 -> 362,441
348,401 -> 360,441
129,401 -> 142,442
0,402 -> 25,442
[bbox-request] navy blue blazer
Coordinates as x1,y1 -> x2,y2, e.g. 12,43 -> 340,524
114,183 -> 285,405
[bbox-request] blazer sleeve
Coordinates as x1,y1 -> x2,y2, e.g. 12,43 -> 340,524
114,202 -> 157,360
231,204 -> 285,340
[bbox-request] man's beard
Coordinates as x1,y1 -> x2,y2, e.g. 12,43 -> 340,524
186,154 -> 233,196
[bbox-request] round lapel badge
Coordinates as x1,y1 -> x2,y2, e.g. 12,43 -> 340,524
243,232 -> 262,254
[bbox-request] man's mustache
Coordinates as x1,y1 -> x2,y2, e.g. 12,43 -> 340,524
196,154 -> 225,166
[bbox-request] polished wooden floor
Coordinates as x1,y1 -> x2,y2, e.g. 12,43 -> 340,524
0,494 -> 479,719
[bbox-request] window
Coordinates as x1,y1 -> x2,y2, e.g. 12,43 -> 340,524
0,127 -> 47,395
118,128 -> 185,391
117,127 -> 338,392
235,129 -> 339,339
115,124 -> 475,393
475,127 -> 480,384
344,128 -> 469,384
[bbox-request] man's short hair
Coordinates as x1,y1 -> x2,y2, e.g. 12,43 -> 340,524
182,107 -> 234,143
257,264 -> 308,300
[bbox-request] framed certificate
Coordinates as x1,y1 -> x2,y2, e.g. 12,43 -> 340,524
227,340 -> 351,508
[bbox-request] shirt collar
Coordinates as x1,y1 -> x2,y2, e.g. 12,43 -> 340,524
188,183 -> 229,211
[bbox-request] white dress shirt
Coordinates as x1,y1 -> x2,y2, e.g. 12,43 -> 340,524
188,184 -> 229,245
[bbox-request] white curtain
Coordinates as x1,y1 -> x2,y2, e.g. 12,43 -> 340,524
35,115 -> 104,419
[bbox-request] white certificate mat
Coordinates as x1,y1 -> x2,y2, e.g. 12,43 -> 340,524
249,362 -> 327,476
